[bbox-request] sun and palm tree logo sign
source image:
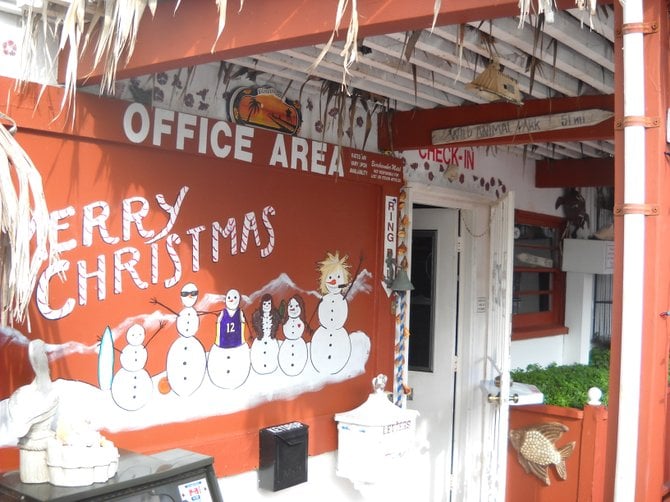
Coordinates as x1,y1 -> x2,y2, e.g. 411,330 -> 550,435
231,86 -> 301,134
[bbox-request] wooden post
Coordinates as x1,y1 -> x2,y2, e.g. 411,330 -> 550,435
577,404 -> 608,502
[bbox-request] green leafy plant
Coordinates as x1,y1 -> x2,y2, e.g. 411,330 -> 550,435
511,349 -> 610,410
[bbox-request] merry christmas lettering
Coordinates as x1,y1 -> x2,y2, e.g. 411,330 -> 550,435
36,186 -> 276,320
123,103 -> 345,177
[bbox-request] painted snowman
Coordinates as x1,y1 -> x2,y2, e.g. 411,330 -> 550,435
310,251 -> 353,374
278,294 -> 309,376
207,289 -> 251,389
250,294 -> 280,374
111,324 -> 155,411
152,283 -> 207,396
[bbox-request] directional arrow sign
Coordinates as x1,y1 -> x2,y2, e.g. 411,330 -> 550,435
432,109 -> 614,145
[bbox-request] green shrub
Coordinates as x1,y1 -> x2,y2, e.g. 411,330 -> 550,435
511,349 -> 609,410
589,345 -> 610,369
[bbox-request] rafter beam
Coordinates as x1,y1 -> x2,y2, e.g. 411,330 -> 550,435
378,94 -> 614,151
68,0 -> 605,84
536,157 -> 614,187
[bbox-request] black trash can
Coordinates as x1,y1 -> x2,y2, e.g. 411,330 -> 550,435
258,422 -> 308,491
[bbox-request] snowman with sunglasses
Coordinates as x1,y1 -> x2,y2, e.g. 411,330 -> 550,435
151,283 -> 207,397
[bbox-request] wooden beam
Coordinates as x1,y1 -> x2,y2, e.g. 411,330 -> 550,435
378,94 -> 614,151
535,158 -> 614,187
68,0 -> 600,84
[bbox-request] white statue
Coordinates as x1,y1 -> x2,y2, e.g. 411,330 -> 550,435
0,339 -> 58,443
0,339 -> 59,482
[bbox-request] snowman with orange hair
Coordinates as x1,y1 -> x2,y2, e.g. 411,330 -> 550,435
310,251 -> 353,374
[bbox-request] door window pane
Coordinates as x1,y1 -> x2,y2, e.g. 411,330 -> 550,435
408,230 -> 435,371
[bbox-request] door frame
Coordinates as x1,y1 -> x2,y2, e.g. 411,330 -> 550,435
403,182 -> 512,500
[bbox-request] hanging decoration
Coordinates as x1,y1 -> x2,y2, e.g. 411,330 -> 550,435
393,188 -> 413,406
0,112 -> 57,327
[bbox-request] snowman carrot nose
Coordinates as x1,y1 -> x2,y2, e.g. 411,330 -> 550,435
327,279 -> 337,285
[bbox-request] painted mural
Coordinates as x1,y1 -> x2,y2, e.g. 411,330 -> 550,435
0,84 -> 401,475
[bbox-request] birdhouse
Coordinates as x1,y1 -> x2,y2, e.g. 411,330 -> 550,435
467,59 -> 523,105
334,374 -> 418,488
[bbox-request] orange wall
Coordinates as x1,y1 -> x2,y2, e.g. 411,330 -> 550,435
0,79 -> 401,476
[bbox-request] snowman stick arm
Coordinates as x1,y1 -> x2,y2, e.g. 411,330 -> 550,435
303,325 -> 314,342
343,252 -> 365,300
242,314 -> 253,346
145,320 -> 167,347
198,308 -> 222,317
305,297 -> 321,332
97,335 -> 121,353
149,297 -> 178,315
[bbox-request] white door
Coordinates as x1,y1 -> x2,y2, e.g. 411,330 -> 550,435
480,192 -> 515,501
407,207 -> 459,502
406,189 -> 514,502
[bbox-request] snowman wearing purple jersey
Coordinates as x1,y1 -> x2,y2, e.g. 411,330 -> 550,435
310,251 -> 353,374
207,289 -> 251,389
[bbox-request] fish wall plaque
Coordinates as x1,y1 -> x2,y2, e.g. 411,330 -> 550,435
509,422 -> 576,486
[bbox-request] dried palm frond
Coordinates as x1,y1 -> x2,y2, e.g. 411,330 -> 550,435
454,23 -> 467,82
91,0 -> 152,96
519,0 -> 598,28
526,13 -> 546,95
309,0 -> 359,92
402,30 -> 422,63
0,113 -> 57,328
58,0 -> 87,117
19,0 -> 155,115
518,0 -> 557,26
359,97 -> 382,151
210,0 -> 244,51
16,2 -> 60,103
399,30 -> 421,102
431,0 -> 441,32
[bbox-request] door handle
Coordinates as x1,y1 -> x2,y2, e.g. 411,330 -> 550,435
487,392 -> 519,404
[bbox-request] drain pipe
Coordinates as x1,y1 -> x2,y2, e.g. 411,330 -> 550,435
613,0 -> 646,500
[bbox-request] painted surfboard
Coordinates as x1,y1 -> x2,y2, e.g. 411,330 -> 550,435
98,326 -> 115,391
